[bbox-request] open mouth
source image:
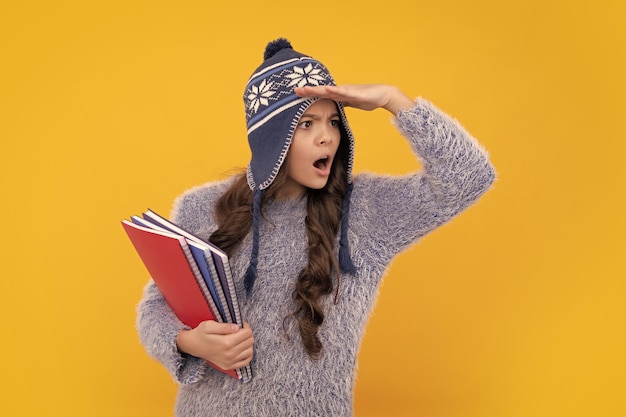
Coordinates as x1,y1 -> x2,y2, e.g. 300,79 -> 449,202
313,156 -> 330,170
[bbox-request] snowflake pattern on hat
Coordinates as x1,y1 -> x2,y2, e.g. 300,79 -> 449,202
285,63 -> 326,87
247,79 -> 275,114
244,59 -> 333,125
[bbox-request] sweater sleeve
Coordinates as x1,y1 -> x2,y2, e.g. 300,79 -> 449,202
136,280 -> 208,384
350,97 -> 496,264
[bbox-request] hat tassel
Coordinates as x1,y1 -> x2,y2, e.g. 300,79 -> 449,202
244,190 -> 263,295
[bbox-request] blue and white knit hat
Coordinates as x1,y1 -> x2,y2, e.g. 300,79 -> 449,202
242,38 -> 356,294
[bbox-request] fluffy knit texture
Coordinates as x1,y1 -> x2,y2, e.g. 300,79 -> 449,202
136,98 -> 496,417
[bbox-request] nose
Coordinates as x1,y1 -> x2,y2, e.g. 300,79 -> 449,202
318,125 -> 334,146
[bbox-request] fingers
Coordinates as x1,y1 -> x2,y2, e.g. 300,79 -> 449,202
196,320 -> 253,348
294,85 -> 348,101
223,322 -> 254,351
294,85 -> 331,96
213,323 -> 255,370
295,84 -> 414,115
190,321 -> 255,370
294,84 -> 386,111
196,320 -> 239,335
223,327 -> 255,369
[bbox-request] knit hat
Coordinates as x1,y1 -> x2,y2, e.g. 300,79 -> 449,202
242,38 -> 356,294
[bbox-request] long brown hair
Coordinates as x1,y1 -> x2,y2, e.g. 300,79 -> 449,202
210,131 -> 350,359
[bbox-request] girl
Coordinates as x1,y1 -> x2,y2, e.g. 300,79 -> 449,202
136,38 -> 495,416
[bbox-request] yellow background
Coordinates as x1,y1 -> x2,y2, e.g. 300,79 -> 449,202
1,1 -> 624,416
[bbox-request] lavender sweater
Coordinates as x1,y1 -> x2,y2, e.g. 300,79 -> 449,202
136,98 -> 496,416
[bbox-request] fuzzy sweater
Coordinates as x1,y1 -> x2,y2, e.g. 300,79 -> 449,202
136,98 -> 496,417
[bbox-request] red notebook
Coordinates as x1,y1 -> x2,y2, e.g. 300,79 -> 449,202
121,220 -> 241,381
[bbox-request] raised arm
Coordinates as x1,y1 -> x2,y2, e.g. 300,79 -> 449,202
299,84 -> 496,264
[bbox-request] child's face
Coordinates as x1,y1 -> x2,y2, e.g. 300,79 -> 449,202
279,99 -> 341,199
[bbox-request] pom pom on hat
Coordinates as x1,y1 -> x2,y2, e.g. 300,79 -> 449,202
263,38 -> 293,60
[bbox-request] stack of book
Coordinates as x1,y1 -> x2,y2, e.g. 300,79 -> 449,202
121,210 -> 252,382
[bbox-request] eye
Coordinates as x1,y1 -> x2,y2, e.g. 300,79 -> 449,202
330,119 -> 340,128
299,120 -> 313,128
